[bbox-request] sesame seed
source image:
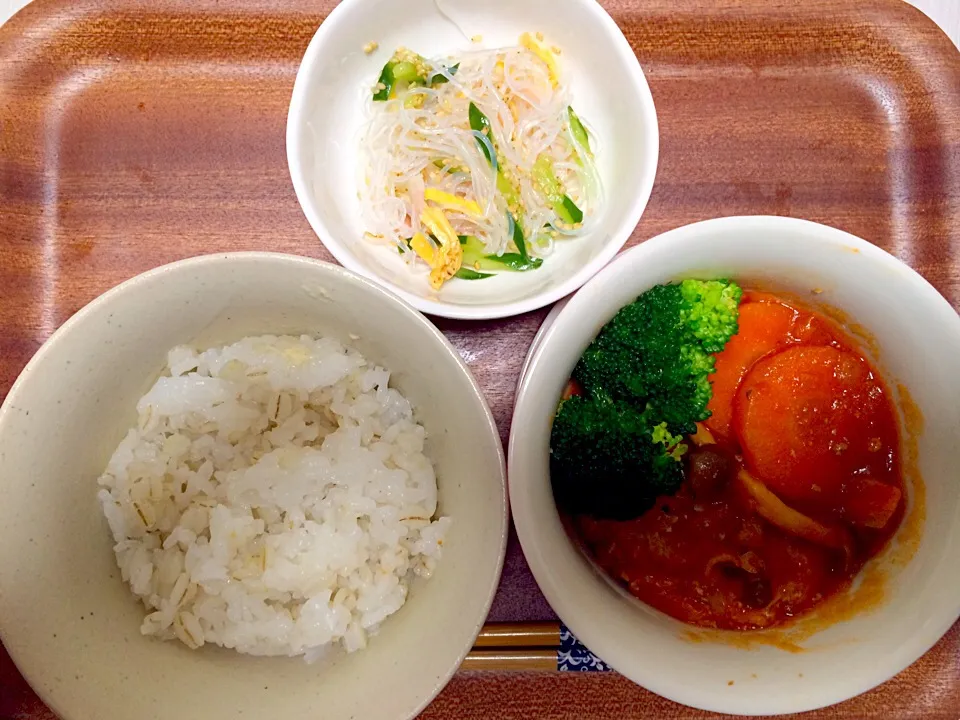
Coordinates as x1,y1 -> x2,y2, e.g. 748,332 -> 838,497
471,34 -> 483,43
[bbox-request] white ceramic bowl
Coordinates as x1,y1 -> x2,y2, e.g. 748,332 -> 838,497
509,216 -> 960,715
0,253 -> 508,720
518,297 -> 569,391
286,0 -> 658,320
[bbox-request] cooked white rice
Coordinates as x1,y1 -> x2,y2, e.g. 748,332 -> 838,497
97,335 -> 450,659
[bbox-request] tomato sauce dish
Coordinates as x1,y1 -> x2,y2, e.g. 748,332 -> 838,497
509,216 -> 960,715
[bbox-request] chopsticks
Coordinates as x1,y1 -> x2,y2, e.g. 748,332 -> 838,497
461,648 -> 557,671
473,621 -> 562,648
463,622 -> 562,671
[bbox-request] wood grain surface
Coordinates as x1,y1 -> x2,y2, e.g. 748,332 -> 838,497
1,0 -> 959,717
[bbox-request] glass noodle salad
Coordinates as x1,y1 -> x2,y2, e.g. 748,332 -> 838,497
358,33 -> 603,290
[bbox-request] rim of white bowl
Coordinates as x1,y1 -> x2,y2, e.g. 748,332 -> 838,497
516,296 -> 570,394
0,251 -> 509,720
285,0 -> 660,320
509,215 -> 960,715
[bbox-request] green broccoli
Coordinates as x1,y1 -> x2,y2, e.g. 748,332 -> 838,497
550,394 -> 685,520
651,421 -> 688,462
573,279 -> 742,435
678,278 -> 742,352
550,279 -> 742,520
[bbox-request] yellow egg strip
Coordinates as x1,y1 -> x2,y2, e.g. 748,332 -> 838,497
419,208 -> 464,289
409,232 -> 437,267
420,207 -> 457,247
424,188 -> 483,218
519,33 -> 559,87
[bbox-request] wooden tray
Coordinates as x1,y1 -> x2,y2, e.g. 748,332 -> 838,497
2,0 -> 960,717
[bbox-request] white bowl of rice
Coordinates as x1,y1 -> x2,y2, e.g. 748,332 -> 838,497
287,0 -> 658,319
0,253 -> 507,720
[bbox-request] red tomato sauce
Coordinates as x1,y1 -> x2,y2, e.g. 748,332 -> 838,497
574,291 -> 904,630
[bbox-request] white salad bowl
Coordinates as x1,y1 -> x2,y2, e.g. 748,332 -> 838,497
286,0 -> 658,320
0,253 -> 508,720
509,216 -> 960,715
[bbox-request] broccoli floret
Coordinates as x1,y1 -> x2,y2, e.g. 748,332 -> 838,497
573,279 -> 742,435
651,421 -> 688,462
550,394 -> 685,520
678,278 -> 742,352
550,279 -> 741,520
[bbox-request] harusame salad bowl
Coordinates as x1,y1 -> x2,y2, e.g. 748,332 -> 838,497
286,0 -> 658,319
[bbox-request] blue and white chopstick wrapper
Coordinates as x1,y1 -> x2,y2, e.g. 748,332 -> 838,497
557,624 -> 610,672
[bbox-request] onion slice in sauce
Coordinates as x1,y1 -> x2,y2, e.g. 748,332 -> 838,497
690,422 -> 716,447
737,468 -> 854,562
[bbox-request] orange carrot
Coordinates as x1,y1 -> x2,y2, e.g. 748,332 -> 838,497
705,300 -> 798,440
843,477 -> 902,529
734,346 -> 872,504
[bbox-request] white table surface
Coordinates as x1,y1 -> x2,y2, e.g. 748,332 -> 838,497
0,0 -> 958,47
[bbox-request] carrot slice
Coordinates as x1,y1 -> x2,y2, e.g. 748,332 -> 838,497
789,313 -> 837,346
737,469 -> 853,557
843,477 -> 902,529
734,345 -> 873,503
705,300 -> 798,440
